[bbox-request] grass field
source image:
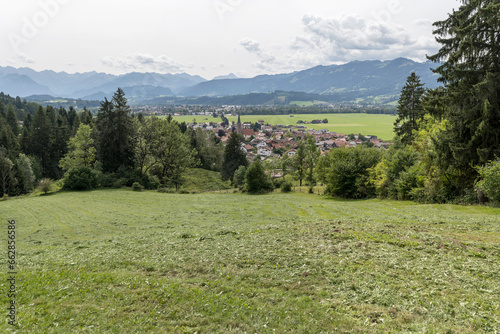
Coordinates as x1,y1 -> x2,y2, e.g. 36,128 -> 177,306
1,190 -> 499,333
173,114 -> 397,140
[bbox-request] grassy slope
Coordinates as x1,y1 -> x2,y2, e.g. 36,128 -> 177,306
173,114 -> 397,140
1,190 -> 499,333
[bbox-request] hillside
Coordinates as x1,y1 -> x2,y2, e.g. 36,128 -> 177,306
180,58 -> 440,97
0,189 -> 498,332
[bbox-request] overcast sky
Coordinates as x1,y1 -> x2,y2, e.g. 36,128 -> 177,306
1,0 -> 460,79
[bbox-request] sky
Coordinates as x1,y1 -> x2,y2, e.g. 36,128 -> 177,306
1,0 -> 460,79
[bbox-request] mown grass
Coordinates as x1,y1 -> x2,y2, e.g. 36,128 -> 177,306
1,190 -> 499,333
173,114 -> 397,140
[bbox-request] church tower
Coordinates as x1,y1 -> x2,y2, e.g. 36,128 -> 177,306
236,113 -> 242,135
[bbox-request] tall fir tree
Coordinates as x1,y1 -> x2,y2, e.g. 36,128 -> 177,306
221,132 -> 248,181
394,73 -> 426,145
27,106 -> 51,177
428,0 -> 500,190
96,88 -> 136,173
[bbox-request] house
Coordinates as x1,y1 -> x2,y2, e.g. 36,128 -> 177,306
257,147 -> 272,157
285,149 -> 297,157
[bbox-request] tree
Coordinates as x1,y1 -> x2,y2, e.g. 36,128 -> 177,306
0,147 -> 14,196
221,132 -> 248,181
59,124 -> 96,171
245,158 -> 274,193
27,106 -> 51,176
305,135 -> 320,190
14,153 -> 35,194
427,0 -> 500,191
293,141 -> 307,186
394,73 -> 426,144
320,147 -> 382,199
151,118 -> 196,189
5,104 -> 20,137
96,89 -> 136,173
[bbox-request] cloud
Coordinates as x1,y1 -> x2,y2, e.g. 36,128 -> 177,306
238,14 -> 439,75
296,14 -> 416,60
101,53 -> 188,73
239,38 -> 276,71
16,52 -> 35,64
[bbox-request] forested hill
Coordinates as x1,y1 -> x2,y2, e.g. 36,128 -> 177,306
180,58 -> 440,97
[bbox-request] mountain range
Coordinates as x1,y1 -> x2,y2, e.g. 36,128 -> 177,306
0,58 -> 441,105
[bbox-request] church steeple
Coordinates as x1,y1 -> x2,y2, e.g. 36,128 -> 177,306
237,113 -> 242,135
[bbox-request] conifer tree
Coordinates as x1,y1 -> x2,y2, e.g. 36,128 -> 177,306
96,88 -> 136,173
221,132 -> 248,181
394,73 -> 426,145
428,0 -> 500,190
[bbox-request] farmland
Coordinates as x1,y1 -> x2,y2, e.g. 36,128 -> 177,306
173,114 -> 397,140
1,190 -> 499,333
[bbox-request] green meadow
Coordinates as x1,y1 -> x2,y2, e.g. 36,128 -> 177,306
173,114 -> 397,140
1,189 -> 499,333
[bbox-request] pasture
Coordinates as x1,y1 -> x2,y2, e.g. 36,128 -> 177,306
1,190 -> 499,333
173,114 -> 397,140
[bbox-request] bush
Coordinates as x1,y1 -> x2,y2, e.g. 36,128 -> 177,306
245,159 -> 274,194
321,147 -> 382,199
37,178 -> 54,194
132,182 -> 144,192
476,159 -> 500,203
281,182 -> 292,193
63,166 -> 98,191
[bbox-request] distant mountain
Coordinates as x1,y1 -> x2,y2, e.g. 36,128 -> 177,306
0,66 -> 206,99
81,85 -> 175,102
180,58 -> 440,98
212,73 -> 239,80
0,58 -> 440,105
0,73 -> 53,97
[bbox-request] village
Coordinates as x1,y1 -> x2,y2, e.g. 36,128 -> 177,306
187,114 -> 392,162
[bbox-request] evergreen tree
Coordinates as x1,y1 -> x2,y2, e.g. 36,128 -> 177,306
221,132 -> 248,181
394,73 -> 426,144
27,106 -> 51,176
0,147 -> 14,196
6,103 -> 20,137
48,114 -> 70,178
96,89 -> 136,173
0,119 -> 20,161
428,0 -> 500,190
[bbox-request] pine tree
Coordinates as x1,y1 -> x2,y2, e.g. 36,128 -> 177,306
427,0 -> 500,190
221,132 -> 248,181
27,106 -> 51,176
96,88 -> 136,173
394,73 -> 426,144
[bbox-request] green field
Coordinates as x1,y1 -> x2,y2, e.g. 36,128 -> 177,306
173,114 -> 397,140
1,190 -> 499,333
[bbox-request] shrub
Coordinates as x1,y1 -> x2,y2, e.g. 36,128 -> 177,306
321,147 -> 382,199
132,182 -> 144,192
38,178 -> 54,194
245,159 -> 274,194
281,182 -> 292,193
63,166 -> 98,191
476,159 -> 500,203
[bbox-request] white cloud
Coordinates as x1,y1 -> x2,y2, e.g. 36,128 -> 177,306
101,53 -> 188,73
239,38 -> 276,71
